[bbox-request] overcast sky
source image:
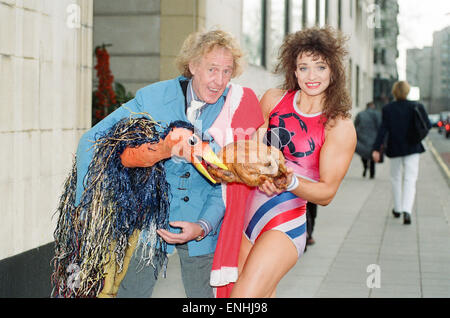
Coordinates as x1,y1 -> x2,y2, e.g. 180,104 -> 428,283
397,0 -> 450,80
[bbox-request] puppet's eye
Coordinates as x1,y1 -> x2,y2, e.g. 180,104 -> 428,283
188,135 -> 199,146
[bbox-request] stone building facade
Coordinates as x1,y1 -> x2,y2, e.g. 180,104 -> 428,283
372,0 -> 399,109
0,0 -> 93,297
0,0 -> 375,297
407,26 -> 450,114
406,47 -> 433,110
93,0 -> 375,113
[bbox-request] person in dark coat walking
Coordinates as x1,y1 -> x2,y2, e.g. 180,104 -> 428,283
372,81 -> 431,225
354,102 -> 382,178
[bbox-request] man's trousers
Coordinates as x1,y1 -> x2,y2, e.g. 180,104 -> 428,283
117,243 -> 214,298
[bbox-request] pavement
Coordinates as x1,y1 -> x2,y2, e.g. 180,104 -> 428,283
150,137 -> 450,298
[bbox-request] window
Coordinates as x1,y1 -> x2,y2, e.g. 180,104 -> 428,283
306,0 -> 316,27
375,28 -> 380,38
356,65 -> 360,107
317,0 -> 326,27
268,0 -> 288,67
338,0 -> 342,30
373,74 -> 381,98
355,0 -> 362,30
348,58 -> 352,97
242,0 -> 266,66
289,0 -> 304,32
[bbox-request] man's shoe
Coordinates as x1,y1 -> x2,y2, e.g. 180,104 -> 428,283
392,210 -> 401,218
403,212 -> 411,225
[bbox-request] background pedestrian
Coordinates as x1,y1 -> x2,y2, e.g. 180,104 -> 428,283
372,81 -> 431,225
354,101 -> 382,179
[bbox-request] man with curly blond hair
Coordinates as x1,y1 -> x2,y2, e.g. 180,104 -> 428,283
74,29 -> 264,298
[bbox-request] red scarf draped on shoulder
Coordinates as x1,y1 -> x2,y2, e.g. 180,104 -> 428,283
208,84 -> 264,298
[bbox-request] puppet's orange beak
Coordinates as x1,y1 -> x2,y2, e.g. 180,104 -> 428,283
192,143 -> 228,184
166,128 -> 228,184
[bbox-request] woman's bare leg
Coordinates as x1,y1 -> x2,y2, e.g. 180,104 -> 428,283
237,235 -> 253,276
230,230 -> 298,298
234,235 -> 278,298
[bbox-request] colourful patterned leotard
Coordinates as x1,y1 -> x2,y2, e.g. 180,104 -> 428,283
243,90 -> 326,257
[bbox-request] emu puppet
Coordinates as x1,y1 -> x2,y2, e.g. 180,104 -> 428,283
51,116 -> 288,298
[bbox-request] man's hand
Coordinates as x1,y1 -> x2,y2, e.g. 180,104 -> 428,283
156,221 -> 204,244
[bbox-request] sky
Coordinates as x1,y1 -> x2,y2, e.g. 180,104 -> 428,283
397,0 -> 450,80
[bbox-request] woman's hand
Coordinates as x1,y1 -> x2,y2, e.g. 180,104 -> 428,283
258,180 -> 282,196
372,150 -> 380,163
258,167 -> 294,196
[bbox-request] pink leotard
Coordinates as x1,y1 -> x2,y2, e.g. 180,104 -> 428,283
243,90 -> 326,257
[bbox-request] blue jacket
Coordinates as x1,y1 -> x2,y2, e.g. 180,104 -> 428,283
75,76 -> 228,256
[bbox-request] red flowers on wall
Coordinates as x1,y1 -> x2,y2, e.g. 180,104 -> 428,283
93,45 -> 117,124
92,44 -> 135,126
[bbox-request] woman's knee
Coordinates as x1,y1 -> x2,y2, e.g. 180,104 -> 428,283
231,231 -> 298,298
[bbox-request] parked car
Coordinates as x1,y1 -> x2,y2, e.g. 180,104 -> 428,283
444,115 -> 450,139
437,111 -> 450,134
428,114 -> 440,127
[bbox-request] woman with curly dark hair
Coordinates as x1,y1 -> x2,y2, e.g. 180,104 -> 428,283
230,27 -> 356,298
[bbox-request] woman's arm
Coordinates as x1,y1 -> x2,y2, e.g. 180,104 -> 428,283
290,118 -> 356,205
259,117 -> 356,205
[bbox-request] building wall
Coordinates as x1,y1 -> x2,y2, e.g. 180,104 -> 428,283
201,0 -> 282,98
93,0 -> 160,94
373,0 -> 398,78
0,0 -> 93,296
159,0 -> 203,81
156,0 -> 285,97
337,0 -> 375,112
373,0 -> 399,108
430,27 -> 450,113
205,0 -> 374,108
406,27 -> 450,114
407,47 -> 433,110
95,0 -> 374,108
